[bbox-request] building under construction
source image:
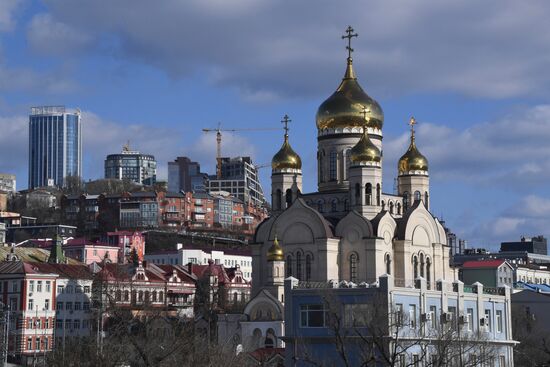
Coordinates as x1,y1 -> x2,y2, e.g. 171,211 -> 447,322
206,156 -> 267,208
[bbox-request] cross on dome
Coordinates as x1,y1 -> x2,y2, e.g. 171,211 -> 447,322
281,114 -> 291,136
342,26 -> 358,60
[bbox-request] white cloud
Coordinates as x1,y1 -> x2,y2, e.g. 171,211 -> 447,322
384,104 -> 550,187
0,0 -> 22,32
26,13 -> 92,55
34,0 -> 550,99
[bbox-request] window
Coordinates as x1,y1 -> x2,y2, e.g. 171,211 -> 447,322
83,302 -> 90,311
365,183 -> 372,205
44,337 -> 48,350
28,299 -> 34,311
389,201 -> 394,214
413,354 -> 420,367
305,254 -> 312,281
414,191 -> 421,201
496,310 -> 503,333
56,319 -> 62,329
74,320 -> 80,329
45,299 -> 50,310
300,304 -> 326,327
448,306 -> 457,330
286,255 -> 293,277
37,281 -> 42,292
395,304 -> 404,326
29,280 -> 34,293
286,189 -> 292,208
46,281 -> 51,292
57,285 -> 64,294
344,304 -> 371,327
403,192 -> 409,211
45,318 -> 49,328
376,184 -> 381,206
331,199 -> 337,212
409,304 -> 417,328
429,305 -> 437,328
57,302 -> 63,310
27,338 -> 32,350
66,285 -> 73,293
66,302 -> 73,311
425,192 -> 429,208
65,319 -> 71,329
84,286 -> 90,293
350,253 -> 358,282
329,150 -> 337,181
413,256 -> 419,279
296,252 -> 302,280
467,308 -> 474,331
76,286 -> 82,293
75,302 -> 81,311
499,355 -> 506,367
485,309 -> 492,331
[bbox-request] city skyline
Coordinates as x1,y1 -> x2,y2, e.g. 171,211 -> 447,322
0,1 -> 549,248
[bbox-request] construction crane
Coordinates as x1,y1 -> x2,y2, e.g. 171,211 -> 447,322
202,123 -> 279,178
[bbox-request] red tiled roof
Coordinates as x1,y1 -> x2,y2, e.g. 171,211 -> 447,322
462,259 -> 506,269
248,348 -> 284,362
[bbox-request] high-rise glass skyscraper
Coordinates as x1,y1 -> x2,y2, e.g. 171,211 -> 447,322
28,106 -> 82,189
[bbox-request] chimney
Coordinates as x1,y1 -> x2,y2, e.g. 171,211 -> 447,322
176,243 -> 183,250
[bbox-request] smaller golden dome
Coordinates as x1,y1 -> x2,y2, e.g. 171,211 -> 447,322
272,134 -> 302,171
398,117 -> 429,173
267,235 -> 284,261
350,130 -> 381,163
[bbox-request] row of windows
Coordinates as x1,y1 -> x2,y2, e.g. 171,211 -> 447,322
286,252 -> 313,281
55,319 -> 91,330
114,289 -> 165,303
56,301 -> 90,311
28,280 -> 51,293
57,285 -> 91,294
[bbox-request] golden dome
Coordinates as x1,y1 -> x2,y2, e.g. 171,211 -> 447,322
272,134 -> 302,171
316,58 -> 384,130
350,130 -> 381,163
398,117 -> 429,173
267,235 -> 284,261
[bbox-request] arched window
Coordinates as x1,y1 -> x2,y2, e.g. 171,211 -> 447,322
355,183 -> 361,205
275,189 -> 282,210
350,253 -> 358,282
285,189 -> 292,208
233,292 -> 238,303
425,192 -> 429,208
365,183 -> 372,205
329,150 -> 337,181
144,291 -> 150,303
286,255 -> 293,277
331,199 -> 338,212
381,200 -> 385,210
420,253 -> 425,278
376,184 -> 381,206
397,202 -> 401,215
385,254 -> 392,275
414,191 -> 421,202
403,192 -> 409,211
296,252 -> 302,280
389,201 -> 394,214
305,254 -> 312,281
318,150 -> 325,183
413,256 -> 419,279
124,290 -> 129,302
152,291 -> 157,302
344,149 -> 351,180
426,258 -> 432,285
138,290 -> 143,302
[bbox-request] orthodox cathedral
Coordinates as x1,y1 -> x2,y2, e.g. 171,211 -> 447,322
251,28 -> 455,303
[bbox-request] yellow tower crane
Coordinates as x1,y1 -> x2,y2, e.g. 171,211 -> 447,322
202,123 -> 279,178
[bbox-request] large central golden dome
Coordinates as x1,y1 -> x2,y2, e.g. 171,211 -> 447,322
316,58 -> 384,130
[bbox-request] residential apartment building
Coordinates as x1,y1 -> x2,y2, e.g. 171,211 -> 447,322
283,276 -> 514,366
167,156 -> 207,193
28,106 -> 82,189
206,156 -> 266,208
105,145 -> 157,185
460,259 -> 515,288
145,245 -> 253,280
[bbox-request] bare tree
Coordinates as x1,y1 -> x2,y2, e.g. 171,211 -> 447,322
512,304 -> 550,367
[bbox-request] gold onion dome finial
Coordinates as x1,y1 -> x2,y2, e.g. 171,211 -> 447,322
267,234 -> 284,261
349,107 -> 381,163
272,114 -> 302,171
316,26 -> 384,131
398,117 -> 429,173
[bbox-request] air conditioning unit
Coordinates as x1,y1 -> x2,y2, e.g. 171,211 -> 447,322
480,316 -> 489,327
441,312 -> 452,323
459,315 -> 468,324
421,313 -> 432,322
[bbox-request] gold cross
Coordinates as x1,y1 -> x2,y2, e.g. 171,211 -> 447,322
361,106 -> 370,121
281,114 -> 291,135
409,116 -> 416,138
342,26 -> 358,59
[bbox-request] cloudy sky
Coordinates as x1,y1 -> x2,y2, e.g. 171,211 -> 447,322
1,0 -> 550,249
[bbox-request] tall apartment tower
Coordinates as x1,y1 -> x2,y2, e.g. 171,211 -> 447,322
28,106 -> 82,189
105,144 -> 157,185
